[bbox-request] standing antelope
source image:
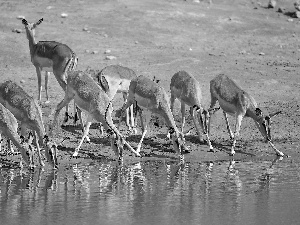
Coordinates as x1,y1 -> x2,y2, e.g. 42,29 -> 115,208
0,102 -> 33,167
96,65 -> 137,133
209,74 -> 284,156
48,70 -> 140,158
0,80 -> 58,168
116,75 -> 185,158
170,71 -> 219,151
21,18 -> 79,124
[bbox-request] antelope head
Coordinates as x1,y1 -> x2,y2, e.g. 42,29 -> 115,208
21,18 -> 43,38
255,108 -> 282,142
194,105 -> 220,134
168,127 -> 185,156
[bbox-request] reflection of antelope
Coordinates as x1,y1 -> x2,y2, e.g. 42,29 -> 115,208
116,75 -> 185,157
170,71 -> 219,151
49,70 -> 140,158
209,74 -> 284,156
21,18 -> 79,124
0,102 -> 33,167
96,65 -> 137,133
0,80 -> 58,168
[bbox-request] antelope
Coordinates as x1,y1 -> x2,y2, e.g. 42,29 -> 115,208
209,74 -> 284,156
96,65 -> 137,133
170,71 -> 219,151
48,70 -> 141,158
21,18 -> 79,124
0,80 -> 58,168
0,102 -> 33,167
116,75 -> 185,158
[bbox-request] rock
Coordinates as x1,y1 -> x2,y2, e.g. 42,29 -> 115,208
268,0 -> 276,8
103,33 -> 108,38
82,27 -> 89,31
295,1 -> 300,11
85,49 -> 90,53
12,28 -> 22,33
288,18 -> 294,22
259,52 -> 265,56
277,7 -> 284,13
135,40 -> 139,44
105,55 -> 116,60
104,49 -> 111,54
295,11 -> 300,18
61,13 -> 68,18
46,6 -> 54,10
92,50 -> 98,54
16,15 -> 25,20
20,80 -> 25,84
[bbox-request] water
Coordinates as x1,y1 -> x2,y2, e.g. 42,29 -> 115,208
1,157 -> 300,225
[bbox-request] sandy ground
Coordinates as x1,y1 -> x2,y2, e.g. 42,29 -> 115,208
0,0 -> 300,169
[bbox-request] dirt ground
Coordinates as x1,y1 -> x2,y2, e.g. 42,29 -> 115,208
0,0 -> 300,169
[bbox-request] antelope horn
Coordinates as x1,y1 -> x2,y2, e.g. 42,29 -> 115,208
269,111 -> 282,118
22,19 -> 28,25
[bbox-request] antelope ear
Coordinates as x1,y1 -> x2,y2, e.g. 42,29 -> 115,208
36,18 -> 43,25
255,108 -> 263,116
22,18 -> 28,26
33,18 -> 43,28
269,111 -> 282,118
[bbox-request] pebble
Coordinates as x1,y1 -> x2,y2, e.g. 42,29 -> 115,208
16,15 -> 25,20
268,0 -> 276,8
295,1 -> 300,11
277,7 -> 284,13
105,55 -> 116,60
82,27 -> 89,31
288,18 -> 294,22
295,11 -> 300,18
61,13 -> 68,18
12,28 -> 22,33
104,49 -> 111,54
259,52 -> 265,56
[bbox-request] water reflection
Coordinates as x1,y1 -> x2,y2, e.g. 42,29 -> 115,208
0,156 -> 300,225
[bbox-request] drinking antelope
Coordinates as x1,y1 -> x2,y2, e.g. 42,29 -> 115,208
48,70 -> 140,158
0,102 -> 34,167
21,18 -> 79,124
209,74 -> 284,156
96,65 -> 137,133
170,71 -> 219,151
0,80 -> 58,168
116,75 -> 185,158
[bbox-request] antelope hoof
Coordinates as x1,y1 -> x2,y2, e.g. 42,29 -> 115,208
72,150 -> 79,157
277,152 -> 285,157
208,148 -> 215,153
229,151 -> 235,156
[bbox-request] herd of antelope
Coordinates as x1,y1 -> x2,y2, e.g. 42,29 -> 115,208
0,18 -> 285,170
